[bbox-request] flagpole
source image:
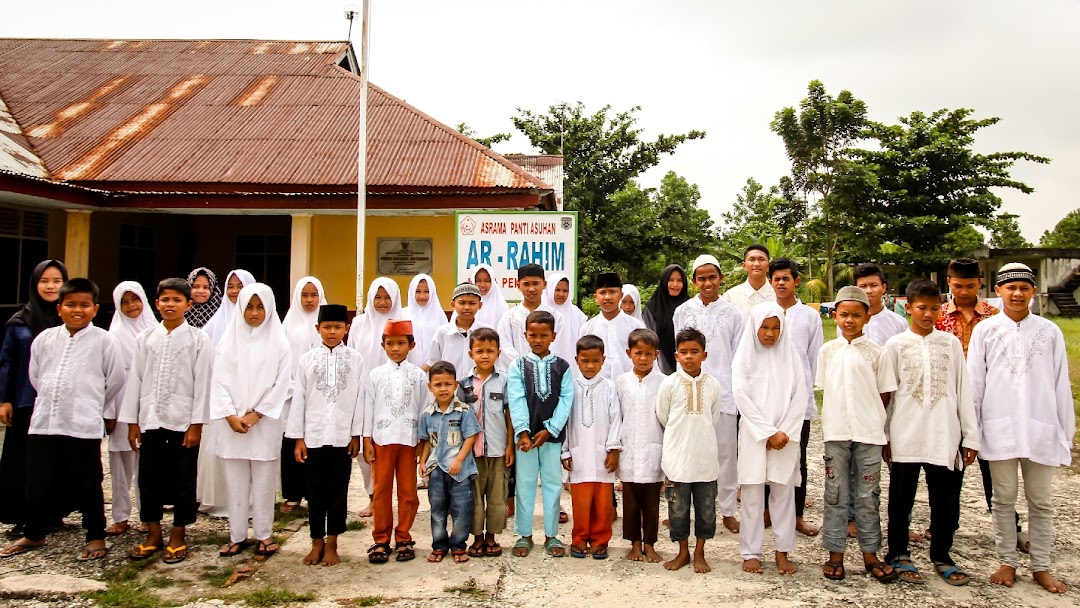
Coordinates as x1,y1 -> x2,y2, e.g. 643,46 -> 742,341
355,0 -> 370,311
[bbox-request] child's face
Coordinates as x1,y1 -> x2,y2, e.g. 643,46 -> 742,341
627,341 -> 657,375
428,372 -> 457,405
620,294 -> 635,316
675,339 -> 707,376
474,269 -> 492,296
244,294 -> 266,327
58,292 -> 98,330
554,279 -> 570,306
37,266 -> 64,302
453,294 -> 481,322
756,316 -> 781,347
519,276 -> 546,304
191,275 -> 212,304
769,269 -> 799,301
994,281 -> 1035,316
575,347 -> 605,379
120,291 -> 144,319
413,279 -> 431,307
693,265 -> 722,301
947,276 -> 981,307
855,275 -> 885,308
525,321 -> 555,356
226,275 -> 244,303
595,286 -> 622,313
372,287 -> 393,314
317,321 -> 349,348
667,271 -> 685,297
155,289 -> 191,322
743,250 -> 769,282
382,334 -> 414,363
905,296 -> 940,333
834,301 -> 868,340
300,282 -> 320,313
468,339 -> 499,373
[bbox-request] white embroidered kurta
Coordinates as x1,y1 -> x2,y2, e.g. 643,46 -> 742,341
579,310 -> 646,381
616,369 -> 666,484
671,296 -> 743,415
815,336 -> 897,445
285,344 -> 364,448
655,369 -> 722,483
968,313 -> 1075,467
117,323 -> 213,433
362,359 -> 428,447
863,308 -> 908,346
28,325 -> 126,439
883,330 -> 979,469
562,374 -> 622,483
784,302 -> 824,420
426,320 -> 493,373
497,303 -> 570,368
723,280 -> 776,319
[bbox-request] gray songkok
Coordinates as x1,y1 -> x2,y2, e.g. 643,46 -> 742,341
452,282 -> 482,300
835,285 -> 870,307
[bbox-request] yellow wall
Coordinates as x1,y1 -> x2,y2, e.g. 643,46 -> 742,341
311,214 -> 456,312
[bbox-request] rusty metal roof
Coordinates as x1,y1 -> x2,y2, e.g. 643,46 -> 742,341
0,39 -> 550,192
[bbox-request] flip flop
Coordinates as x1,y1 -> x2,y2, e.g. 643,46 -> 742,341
483,542 -> 503,557
162,545 -> 188,564
592,546 -> 609,560
823,559 -> 845,581
218,542 -> 246,558
129,543 -> 161,560
544,537 -> 566,558
512,537 -> 534,558
569,545 -> 587,558
255,540 -> 280,556
865,561 -> 899,584
467,541 -> 485,558
934,562 -> 970,586
77,543 -> 110,562
1,541 -> 45,559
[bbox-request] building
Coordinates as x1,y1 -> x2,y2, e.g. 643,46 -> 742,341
970,247 -> 1080,316
0,38 -> 555,319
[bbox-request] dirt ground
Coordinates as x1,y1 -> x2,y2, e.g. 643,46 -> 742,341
1,422 -> 1079,607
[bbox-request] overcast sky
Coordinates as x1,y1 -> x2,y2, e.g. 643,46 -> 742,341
3,0 -> 1076,241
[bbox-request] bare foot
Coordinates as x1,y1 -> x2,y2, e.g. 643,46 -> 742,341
796,517 -> 820,537
776,551 -> 797,575
908,528 -> 925,543
990,565 -> 1016,587
743,558 -> 763,574
664,549 -> 691,571
846,522 -> 858,538
723,516 -> 740,534
626,542 -> 644,562
763,510 -> 772,529
1033,571 -> 1067,594
321,537 -> 341,566
357,497 -> 373,518
303,539 -> 324,565
693,551 -> 712,574
643,544 -> 662,563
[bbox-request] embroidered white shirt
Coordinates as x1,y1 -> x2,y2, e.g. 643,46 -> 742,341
497,303 -> 571,369
286,344 -> 364,448
784,302 -> 825,420
724,280 -> 776,319
363,359 -> 428,447
671,296 -> 744,415
815,336 -> 897,445
118,323 -> 213,433
562,374 -> 622,483
579,310 -> 646,381
616,369 -> 666,484
426,319 -> 493,373
656,369 -> 722,483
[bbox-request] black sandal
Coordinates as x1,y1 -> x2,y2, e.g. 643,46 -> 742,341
395,541 -> 416,562
823,560 -> 846,580
865,561 -> 899,584
367,542 -> 391,564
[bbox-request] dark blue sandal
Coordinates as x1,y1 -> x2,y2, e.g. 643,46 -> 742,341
934,562 -> 970,586
892,559 -> 925,585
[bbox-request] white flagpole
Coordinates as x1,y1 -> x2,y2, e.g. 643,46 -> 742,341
355,0 -> 370,311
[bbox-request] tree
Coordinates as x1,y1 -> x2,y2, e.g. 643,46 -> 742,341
455,122 -> 511,148
719,178 -> 805,245
648,172 -> 719,277
986,212 -> 1032,248
1040,208 -> 1080,248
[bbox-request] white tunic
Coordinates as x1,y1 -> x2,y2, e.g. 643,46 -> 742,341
616,369 -> 666,484
426,319 -> 493,374
656,369 -> 722,483
815,336 -> 897,445
286,344 -> 364,448
968,312 -> 1075,467
863,308 -> 908,346
496,303 -> 570,368
579,310 -> 646,381
562,374 -> 622,483
108,281 -> 159,452
117,322 -> 213,433
883,329 -> 979,469
723,280 -> 776,319
28,325 -> 126,439
362,359 -> 428,447
784,302 -> 824,420
671,296 -> 744,415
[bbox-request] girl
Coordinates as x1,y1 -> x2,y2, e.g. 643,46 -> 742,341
185,267 -> 221,329
204,269 -> 257,347
464,265 -> 508,328
542,272 -> 586,342
403,274 -> 443,367
621,284 -> 644,322
279,276 -> 327,513
105,281 -> 158,535
643,264 -> 689,374
732,303 -> 806,576
0,260 -> 68,536
212,283 -> 291,557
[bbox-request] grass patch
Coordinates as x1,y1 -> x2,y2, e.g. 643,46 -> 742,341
346,520 -> 366,532
201,564 -> 235,588
443,577 -> 485,597
85,581 -> 175,608
1049,316 -> 1080,420
272,503 -> 308,532
144,574 -> 176,589
345,597 -> 384,607
230,587 -> 316,606
100,557 -> 160,583
190,530 -> 231,547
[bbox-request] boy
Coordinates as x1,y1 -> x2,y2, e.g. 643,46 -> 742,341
656,328 -> 722,573
419,361 -> 480,563
562,335 -> 622,559
1,278 -> 125,561
768,258 -> 823,536
287,304 -> 363,567
672,254 -> 743,533
968,263 -> 1074,594
458,327 -> 513,558
579,271 -> 645,380
616,328 -> 666,563
497,264 -> 571,367
853,263 -> 907,346
882,280 -> 979,585
425,283 -> 492,375
507,310 -> 573,558
816,286 -> 898,583
120,278 -> 213,564
724,244 -> 776,318
362,319 -> 427,563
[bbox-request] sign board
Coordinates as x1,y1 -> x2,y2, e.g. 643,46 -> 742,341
377,238 -> 433,275
455,211 -> 578,302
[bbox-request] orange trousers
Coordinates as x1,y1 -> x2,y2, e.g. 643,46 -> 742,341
569,482 -> 614,549
371,443 -> 419,545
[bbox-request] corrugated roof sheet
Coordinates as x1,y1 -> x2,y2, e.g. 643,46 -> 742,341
0,39 -> 550,191
0,95 -> 48,178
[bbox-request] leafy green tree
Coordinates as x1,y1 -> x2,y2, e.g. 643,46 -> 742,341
1039,208 -> 1080,248
943,224 -> 987,256
649,171 -> 720,275
985,212 -> 1032,248
455,122 -> 511,148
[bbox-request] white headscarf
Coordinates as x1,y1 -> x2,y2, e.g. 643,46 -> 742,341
214,283 -> 291,415
621,284 -> 643,322
109,281 -> 158,368
347,277 -> 403,377
403,274 -> 443,366
281,276 -> 327,367
468,264 -> 508,327
204,269 -> 256,346
543,272 -> 586,338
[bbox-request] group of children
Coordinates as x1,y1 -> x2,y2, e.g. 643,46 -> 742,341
0,253 -> 1072,596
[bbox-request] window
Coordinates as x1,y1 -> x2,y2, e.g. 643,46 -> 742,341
236,234 -> 290,315
0,207 -> 51,320
118,223 -> 156,294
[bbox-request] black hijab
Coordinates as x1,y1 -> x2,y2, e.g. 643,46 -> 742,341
184,267 -> 222,329
644,264 -> 689,371
6,260 -> 69,336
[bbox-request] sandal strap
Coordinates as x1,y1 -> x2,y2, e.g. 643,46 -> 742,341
367,543 -> 391,553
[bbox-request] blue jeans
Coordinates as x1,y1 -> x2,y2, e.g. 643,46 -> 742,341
429,467 -> 474,552
822,441 -> 882,553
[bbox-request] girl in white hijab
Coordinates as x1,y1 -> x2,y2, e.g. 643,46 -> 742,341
731,302 -> 807,575
621,284 -> 644,322
203,269 -> 256,346
105,281 -> 158,534
403,274 -> 443,367
459,264 -> 508,328
542,272 -> 586,340
211,283 -> 292,557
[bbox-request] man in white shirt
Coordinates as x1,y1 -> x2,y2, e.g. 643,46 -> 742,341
496,264 -> 569,368
854,263 -> 908,346
724,244 -> 776,318
579,271 -> 645,380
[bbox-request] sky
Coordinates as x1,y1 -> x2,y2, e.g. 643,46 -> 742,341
3,0 -> 1077,241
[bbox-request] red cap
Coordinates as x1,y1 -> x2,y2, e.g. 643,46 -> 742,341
383,319 -> 413,336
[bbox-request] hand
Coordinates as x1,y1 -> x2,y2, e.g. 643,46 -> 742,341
347,437 -> 360,459
516,432 -> 533,453
962,447 -> 978,467
127,423 -> 142,452
417,462 -> 426,479
767,431 -> 789,451
104,419 -> 117,435
227,415 -> 248,433
882,443 -> 892,465
504,446 -> 515,468
604,450 -> 620,473
531,429 -> 551,449
448,458 -> 462,476
0,402 -> 12,426
294,438 -> 308,463
241,411 -> 260,429
363,438 -> 375,463
182,424 -> 202,448
562,457 -> 573,472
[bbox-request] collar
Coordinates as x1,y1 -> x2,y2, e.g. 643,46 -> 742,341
320,342 -> 346,352
468,366 -> 501,382
525,351 -> 557,363
157,321 -> 189,335
675,368 -> 707,383
744,280 -> 772,295
842,335 -> 869,346
424,397 -> 470,415
575,374 -> 605,388
942,299 -> 997,318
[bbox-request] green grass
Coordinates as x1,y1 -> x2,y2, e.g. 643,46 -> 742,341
84,581 -> 176,608
1048,317 -> 1080,420
201,564 -> 235,588
348,597 -> 385,607
346,520 -> 367,532
230,587 -> 316,606
443,577 -> 486,597
272,503 -> 307,532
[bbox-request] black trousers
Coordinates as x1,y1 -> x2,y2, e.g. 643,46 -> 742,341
25,434 -> 105,542
764,419 -> 812,518
0,406 -> 32,526
978,457 -> 1021,532
886,461 -> 962,565
280,437 -> 305,502
622,482 -> 662,544
138,429 -> 199,527
305,446 -> 352,539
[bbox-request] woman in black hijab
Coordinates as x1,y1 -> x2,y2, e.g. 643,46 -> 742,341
643,264 -> 689,374
184,267 -> 222,329
0,260 -> 68,535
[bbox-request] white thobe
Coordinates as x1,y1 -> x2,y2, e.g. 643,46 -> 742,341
210,349 -> 291,461
285,344 -> 364,448
562,374 -> 622,483
784,302 -> 824,420
815,336 -> 897,445
496,303 -> 571,369
724,280 -> 776,319
118,323 -> 213,433
426,320 -> 493,374
579,310 -> 646,381
362,359 -> 428,447
615,370 -> 666,484
863,308 -> 908,346
655,369 -> 722,483
671,296 -> 743,415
